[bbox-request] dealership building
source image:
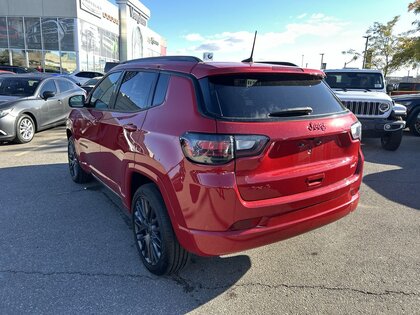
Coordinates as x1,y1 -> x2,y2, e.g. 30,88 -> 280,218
0,0 -> 166,73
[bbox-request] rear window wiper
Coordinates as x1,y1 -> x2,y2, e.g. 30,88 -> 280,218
268,107 -> 313,117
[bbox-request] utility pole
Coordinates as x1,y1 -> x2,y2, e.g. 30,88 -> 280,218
320,53 -> 324,69
362,35 -> 370,69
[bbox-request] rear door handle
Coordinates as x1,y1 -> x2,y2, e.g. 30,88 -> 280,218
123,124 -> 138,132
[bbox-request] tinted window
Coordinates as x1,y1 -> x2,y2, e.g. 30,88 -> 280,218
114,71 -> 157,111
397,83 -> 420,91
40,80 -> 57,95
56,79 -> 76,92
325,72 -> 384,90
84,77 -> 101,86
200,74 -> 345,120
90,72 -> 122,109
75,72 -> 91,78
152,73 -> 170,106
0,77 -> 40,96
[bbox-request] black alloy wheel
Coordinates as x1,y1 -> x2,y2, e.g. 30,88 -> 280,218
134,196 -> 162,266
67,137 -> 91,183
132,184 -> 189,275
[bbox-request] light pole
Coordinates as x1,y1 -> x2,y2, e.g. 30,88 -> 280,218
320,53 -> 324,69
301,54 -> 304,67
362,35 -> 370,69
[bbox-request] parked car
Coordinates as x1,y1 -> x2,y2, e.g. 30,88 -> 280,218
392,93 -> 420,136
69,71 -> 104,85
104,62 -> 119,73
324,69 -> 406,151
390,82 -> 420,96
66,56 -> 364,275
57,74 -> 82,86
0,65 -> 38,74
0,74 -> 85,143
0,70 -> 15,75
81,76 -> 102,94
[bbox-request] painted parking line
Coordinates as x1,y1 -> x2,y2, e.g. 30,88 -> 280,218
14,139 -> 65,157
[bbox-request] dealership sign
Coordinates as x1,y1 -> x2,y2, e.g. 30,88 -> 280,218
129,5 -> 147,26
80,0 -> 102,18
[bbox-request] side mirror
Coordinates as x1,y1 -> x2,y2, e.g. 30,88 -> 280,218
386,84 -> 394,93
42,91 -> 55,100
68,95 -> 86,108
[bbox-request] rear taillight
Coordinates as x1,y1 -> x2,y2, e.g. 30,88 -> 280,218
180,132 -> 269,165
351,121 -> 362,140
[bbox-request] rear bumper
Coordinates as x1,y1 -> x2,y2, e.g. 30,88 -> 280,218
179,189 -> 360,256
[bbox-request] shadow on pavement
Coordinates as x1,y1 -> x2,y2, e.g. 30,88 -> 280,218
361,135 -> 420,211
0,163 -> 251,313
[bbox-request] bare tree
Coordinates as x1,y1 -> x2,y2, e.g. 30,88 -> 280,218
342,49 -> 361,68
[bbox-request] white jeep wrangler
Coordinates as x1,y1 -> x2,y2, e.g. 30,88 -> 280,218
324,69 -> 406,151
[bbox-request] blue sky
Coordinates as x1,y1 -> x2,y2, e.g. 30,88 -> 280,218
118,0 -> 416,75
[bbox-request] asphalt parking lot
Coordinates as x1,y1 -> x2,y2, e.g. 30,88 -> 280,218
0,126 -> 419,314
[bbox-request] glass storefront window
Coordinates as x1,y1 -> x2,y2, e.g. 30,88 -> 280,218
11,49 -> 25,66
0,49 -> 9,65
0,15 -> 120,72
59,18 -> 76,51
25,17 -> 42,50
28,50 -> 42,70
44,50 -> 60,73
0,17 -> 8,48
8,17 -> 25,49
61,51 -> 76,73
42,18 -> 59,51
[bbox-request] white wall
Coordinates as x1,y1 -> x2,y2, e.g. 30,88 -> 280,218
1,0 -> 78,17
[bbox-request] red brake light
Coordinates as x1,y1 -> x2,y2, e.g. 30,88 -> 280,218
180,133 -> 269,165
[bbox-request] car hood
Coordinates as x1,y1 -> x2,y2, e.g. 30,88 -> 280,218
0,95 -> 23,107
332,90 -> 392,102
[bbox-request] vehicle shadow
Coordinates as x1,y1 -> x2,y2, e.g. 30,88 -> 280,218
0,163 -> 251,313
0,126 -> 67,149
361,134 -> 420,211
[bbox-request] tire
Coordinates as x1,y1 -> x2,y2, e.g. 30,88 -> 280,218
381,129 -> 403,151
13,114 -> 35,144
132,183 -> 189,275
409,109 -> 420,137
67,137 -> 91,183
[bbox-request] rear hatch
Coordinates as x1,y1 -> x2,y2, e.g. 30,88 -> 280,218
199,73 -> 361,204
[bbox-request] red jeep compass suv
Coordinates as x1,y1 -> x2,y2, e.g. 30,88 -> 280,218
66,56 -> 364,275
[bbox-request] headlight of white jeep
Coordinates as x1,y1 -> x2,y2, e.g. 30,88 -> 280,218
379,103 -> 390,113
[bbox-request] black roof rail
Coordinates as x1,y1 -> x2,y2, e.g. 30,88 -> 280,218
123,56 -> 203,65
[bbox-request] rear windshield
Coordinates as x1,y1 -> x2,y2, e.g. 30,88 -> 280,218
199,74 -> 345,120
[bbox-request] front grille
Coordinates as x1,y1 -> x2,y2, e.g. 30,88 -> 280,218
342,101 -> 385,116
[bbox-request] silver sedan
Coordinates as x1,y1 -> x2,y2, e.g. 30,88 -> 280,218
0,74 -> 85,143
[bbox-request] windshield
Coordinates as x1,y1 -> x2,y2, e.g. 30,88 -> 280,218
325,72 -> 384,90
0,77 -> 40,96
199,74 -> 345,120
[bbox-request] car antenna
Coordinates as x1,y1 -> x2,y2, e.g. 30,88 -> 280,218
242,31 -> 257,63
